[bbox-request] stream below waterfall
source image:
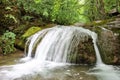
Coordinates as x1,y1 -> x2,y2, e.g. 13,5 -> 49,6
0,57 -> 119,80
0,26 -> 120,80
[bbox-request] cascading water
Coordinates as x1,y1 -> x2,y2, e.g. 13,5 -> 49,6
0,25 -> 119,80
24,26 -> 96,63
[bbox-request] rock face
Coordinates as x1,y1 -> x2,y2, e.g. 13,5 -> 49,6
98,29 -> 120,64
67,36 -> 96,65
96,18 -> 120,65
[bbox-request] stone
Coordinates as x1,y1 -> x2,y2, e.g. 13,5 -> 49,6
94,19 -> 120,64
68,36 -> 96,65
22,26 -> 42,38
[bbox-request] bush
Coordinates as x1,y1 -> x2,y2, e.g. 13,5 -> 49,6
16,0 -> 81,25
0,31 -> 16,55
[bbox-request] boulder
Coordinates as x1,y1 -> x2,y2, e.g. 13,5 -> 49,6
97,28 -> 120,64
67,34 -> 96,65
93,18 -> 120,65
15,27 -> 42,50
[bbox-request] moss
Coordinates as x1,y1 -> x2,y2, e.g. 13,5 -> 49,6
22,26 -> 42,38
15,26 -> 42,50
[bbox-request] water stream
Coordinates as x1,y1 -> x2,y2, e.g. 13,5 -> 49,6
0,26 -> 119,80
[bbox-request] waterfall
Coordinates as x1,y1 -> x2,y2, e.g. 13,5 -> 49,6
91,33 -> 103,65
0,25 -> 119,80
24,25 -> 120,80
24,25 -> 100,64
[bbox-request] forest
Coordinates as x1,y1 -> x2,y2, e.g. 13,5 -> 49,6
0,0 -> 119,55
0,0 -> 120,80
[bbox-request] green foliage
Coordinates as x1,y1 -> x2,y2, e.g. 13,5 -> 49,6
5,6 -> 13,11
16,0 -> 81,25
104,0 -> 117,12
21,15 -> 34,21
51,0 -> 80,24
84,0 -> 105,21
0,31 -> 16,55
5,14 -> 17,23
83,0 -> 120,22
0,0 -> 10,4
0,0 -> 16,5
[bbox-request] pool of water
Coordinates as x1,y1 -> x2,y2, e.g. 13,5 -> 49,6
0,52 -> 96,80
0,51 -> 120,80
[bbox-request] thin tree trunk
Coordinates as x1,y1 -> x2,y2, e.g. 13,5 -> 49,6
117,0 -> 120,12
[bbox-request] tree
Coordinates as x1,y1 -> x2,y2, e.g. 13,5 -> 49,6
16,0 -> 81,25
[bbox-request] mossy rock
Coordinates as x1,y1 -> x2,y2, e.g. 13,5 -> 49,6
15,27 -> 42,49
22,26 -> 42,38
95,26 -> 120,64
15,39 -> 25,50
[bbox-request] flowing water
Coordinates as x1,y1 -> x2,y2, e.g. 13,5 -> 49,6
0,26 -> 119,80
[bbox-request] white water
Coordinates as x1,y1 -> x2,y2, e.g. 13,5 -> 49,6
24,26 -> 96,63
0,25 -> 119,80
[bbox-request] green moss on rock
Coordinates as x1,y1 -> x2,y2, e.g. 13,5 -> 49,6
15,26 -> 42,50
22,26 -> 42,38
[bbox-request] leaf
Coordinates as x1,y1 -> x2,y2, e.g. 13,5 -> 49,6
34,0 -> 41,4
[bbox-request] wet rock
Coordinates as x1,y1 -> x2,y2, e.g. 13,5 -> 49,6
15,27 -> 42,50
94,18 -> 120,65
67,35 -> 96,65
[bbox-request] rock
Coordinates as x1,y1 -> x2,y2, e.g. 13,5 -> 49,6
15,39 -> 25,50
15,27 -> 42,50
97,29 -> 116,64
22,26 -> 42,38
93,19 -> 120,64
113,56 -> 119,63
109,8 -> 117,14
67,35 -> 96,65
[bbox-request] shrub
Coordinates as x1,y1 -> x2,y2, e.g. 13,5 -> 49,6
16,0 -> 81,25
0,31 -> 16,55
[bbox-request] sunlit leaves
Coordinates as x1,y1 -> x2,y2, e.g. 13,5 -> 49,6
34,0 -> 41,4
